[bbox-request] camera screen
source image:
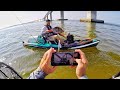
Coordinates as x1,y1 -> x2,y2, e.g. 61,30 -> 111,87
51,52 -> 79,66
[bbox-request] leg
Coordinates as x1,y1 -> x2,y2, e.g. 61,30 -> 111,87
52,35 -> 64,44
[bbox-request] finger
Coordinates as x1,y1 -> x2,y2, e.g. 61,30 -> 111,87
52,48 -> 56,52
41,48 -> 56,67
75,59 -> 81,63
75,49 -> 88,64
46,48 -> 55,64
41,48 -> 52,65
40,51 -> 48,66
40,48 -> 53,65
75,59 -> 83,66
75,49 -> 84,57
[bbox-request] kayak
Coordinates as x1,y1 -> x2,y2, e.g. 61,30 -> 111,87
23,35 -> 100,49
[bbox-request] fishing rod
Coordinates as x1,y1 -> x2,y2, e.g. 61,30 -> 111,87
11,11 -> 40,44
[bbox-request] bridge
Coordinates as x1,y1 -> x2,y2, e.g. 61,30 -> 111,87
43,11 -> 104,23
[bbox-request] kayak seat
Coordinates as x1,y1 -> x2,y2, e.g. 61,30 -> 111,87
37,35 -> 46,44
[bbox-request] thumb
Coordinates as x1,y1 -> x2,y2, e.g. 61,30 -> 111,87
75,59 -> 82,66
50,66 -> 57,72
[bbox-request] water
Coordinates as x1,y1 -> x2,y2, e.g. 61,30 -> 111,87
0,11 -> 120,79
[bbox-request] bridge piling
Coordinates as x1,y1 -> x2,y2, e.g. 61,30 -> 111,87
80,11 -> 104,23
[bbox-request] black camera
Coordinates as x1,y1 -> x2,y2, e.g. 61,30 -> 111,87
51,52 -> 80,66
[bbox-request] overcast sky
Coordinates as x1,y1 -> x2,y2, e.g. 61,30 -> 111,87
0,11 -> 120,29
0,11 -> 86,29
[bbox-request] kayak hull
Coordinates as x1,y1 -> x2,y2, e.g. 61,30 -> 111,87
69,40 -> 99,49
23,36 -> 100,49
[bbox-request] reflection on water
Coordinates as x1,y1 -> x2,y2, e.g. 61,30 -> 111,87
60,20 -> 65,29
86,22 -> 97,39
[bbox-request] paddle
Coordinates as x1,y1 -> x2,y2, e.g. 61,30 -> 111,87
58,40 -> 62,52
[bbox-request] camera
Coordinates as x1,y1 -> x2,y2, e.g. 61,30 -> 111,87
51,52 -> 80,66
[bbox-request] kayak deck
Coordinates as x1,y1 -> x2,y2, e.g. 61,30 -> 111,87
23,38 -> 100,49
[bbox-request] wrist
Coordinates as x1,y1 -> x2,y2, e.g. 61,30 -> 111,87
28,67 -> 48,79
35,67 -> 48,77
76,73 -> 86,79
78,75 -> 88,79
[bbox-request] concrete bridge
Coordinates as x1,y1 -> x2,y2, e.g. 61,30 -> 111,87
43,11 -> 104,23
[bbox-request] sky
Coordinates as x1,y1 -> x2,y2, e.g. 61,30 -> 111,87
0,11 -> 46,29
0,11 -> 120,30
0,11 -> 86,29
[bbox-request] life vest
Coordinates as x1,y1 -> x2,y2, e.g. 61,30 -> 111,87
45,25 -> 52,30
41,25 -> 57,40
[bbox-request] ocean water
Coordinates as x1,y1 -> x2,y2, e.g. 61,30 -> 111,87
0,11 -> 120,79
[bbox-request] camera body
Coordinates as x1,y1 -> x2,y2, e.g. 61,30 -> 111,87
51,52 -> 80,66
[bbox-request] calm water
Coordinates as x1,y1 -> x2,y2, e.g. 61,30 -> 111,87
0,19 -> 120,79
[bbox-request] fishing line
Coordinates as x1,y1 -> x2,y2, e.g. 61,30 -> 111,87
11,11 -> 40,43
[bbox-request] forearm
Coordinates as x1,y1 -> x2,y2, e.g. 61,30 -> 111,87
59,33 -> 66,38
46,30 -> 53,32
28,67 -> 47,79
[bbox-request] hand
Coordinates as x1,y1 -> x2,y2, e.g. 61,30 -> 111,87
46,29 -> 53,32
75,49 -> 88,79
59,33 -> 66,38
39,48 -> 57,74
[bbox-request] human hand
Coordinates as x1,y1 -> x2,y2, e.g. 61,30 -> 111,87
75,49 -> 88,79
59,33 -> 66,38
46,29 -> 53,32
39,48 -> 57,74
